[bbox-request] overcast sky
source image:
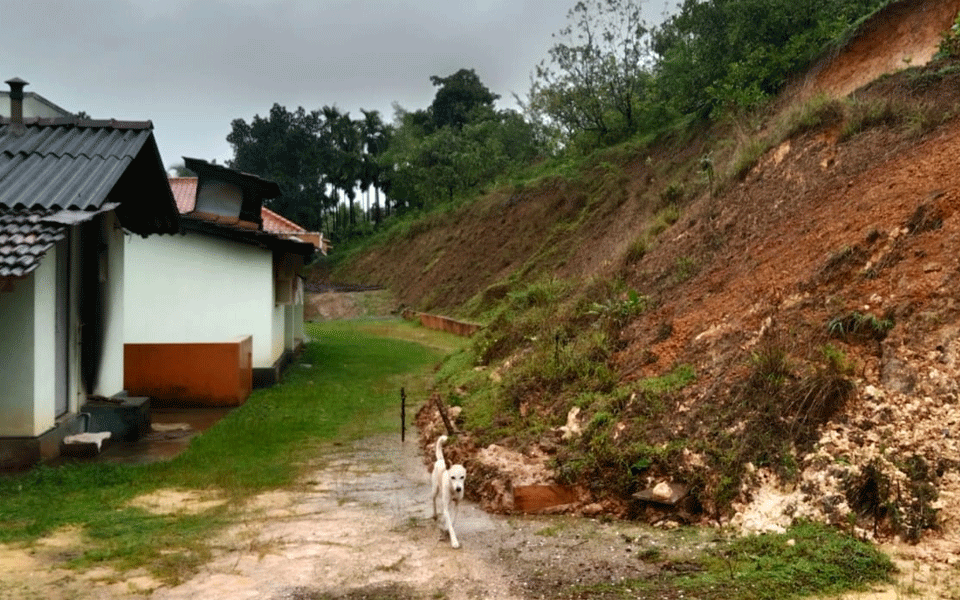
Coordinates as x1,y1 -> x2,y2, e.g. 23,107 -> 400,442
2,0 -> 674,170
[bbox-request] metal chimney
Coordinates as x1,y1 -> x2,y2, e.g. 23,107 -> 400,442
5,77 -> 28,136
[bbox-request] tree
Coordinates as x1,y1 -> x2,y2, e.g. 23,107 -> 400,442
526,0 -> 652,146
359,109 -> 390,224
318,106 -> 364,234
429,68 -> 500,130
167,163 -> 196,177
651,0 -> 885,117
380,69 -> 544,213
227,104 -> 329,230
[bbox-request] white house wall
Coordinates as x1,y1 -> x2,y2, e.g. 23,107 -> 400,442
0,268 -> 36,436
124,231 -> 278,368
32,250 -> 56,435
271,302 -> 285,364
0,224 -> 108,439
95,212 -> 126,397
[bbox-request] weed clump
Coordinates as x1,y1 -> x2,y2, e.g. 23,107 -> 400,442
827,311 -> 894,343
691,338 -> 857,513
552,364 -> 696,500
845,454 -> 941,543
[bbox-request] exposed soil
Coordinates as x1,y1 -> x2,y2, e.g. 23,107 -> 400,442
325,0 -> 960,593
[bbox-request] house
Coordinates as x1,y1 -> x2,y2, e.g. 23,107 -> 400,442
0,78 -> 180,469
123,158 -> 316,407
0,81 -> 74,119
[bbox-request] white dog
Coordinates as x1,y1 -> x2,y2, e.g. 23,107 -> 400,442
431,435 -> 466,549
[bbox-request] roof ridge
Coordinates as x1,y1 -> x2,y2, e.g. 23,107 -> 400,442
0,116 -> 154,130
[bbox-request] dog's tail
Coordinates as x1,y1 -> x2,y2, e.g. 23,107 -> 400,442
435,435 -> 448,463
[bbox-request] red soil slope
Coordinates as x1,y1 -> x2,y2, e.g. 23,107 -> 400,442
332,0 -> 960,566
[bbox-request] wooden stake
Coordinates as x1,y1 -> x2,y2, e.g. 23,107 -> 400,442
400,387 -> 406,442
433,393 -> 456,436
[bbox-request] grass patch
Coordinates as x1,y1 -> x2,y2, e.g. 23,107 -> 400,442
0,320 -> 457,582
570,522 -> 891,600
647,204 -> 681,237
664,522 -> 890,600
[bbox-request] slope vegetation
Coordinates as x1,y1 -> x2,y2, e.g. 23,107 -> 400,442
330,0 -> 960,564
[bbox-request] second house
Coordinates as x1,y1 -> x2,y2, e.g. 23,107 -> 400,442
123,157 -> 316,407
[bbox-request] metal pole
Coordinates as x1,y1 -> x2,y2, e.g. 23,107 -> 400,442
401,387 -> 406,442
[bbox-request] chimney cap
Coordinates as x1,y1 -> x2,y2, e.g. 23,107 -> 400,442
5,77 -> 28,88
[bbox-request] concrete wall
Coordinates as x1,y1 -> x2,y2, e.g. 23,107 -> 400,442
31,251 -> 56,434
287,280 -> 305,351
124,230 -> 276,368
0,211 -> 157,468
402,309 -> 482,337
0,244 -> 71,438
271,300 -> 285,366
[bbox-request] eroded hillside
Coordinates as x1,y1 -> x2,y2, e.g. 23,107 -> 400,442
329,0 -> 960,567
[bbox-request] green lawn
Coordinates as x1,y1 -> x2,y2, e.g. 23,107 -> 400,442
0,319 -> 463,582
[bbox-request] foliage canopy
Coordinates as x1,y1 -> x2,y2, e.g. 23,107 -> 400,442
225,0 -> 891,240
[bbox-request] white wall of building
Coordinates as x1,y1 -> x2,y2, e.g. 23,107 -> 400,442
0,219 -> 121,439
271,301 -> 285,364
124,230 -> 279,368
95,212 -> 126,397
31,250 -> 56,434
0,268 -> 36,436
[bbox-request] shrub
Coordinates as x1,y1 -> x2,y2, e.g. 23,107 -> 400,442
623,236 -> 649,264
937,10 -> 960,59
827,311 -> 894,342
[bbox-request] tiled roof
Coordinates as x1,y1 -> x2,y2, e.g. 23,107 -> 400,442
262,207 -> 306,234
0,210 -> 66,277
0,117 -> 180,277
169,176 -> 197,213
0,117 -> 154,212
165,175 -> 321,255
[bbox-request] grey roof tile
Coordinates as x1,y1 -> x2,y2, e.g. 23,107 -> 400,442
0,119 -> 150,212
0,116 -> 180,276
0,210 -> 66,277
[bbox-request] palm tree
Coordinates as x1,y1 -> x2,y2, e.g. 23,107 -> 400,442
360,109 -> 389,226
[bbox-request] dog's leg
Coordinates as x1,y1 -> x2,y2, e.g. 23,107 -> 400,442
431,436 -> 448,522
442,505 -> 460,549
431,470 -> 437,520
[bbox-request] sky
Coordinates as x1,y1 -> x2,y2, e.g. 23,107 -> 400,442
2,0 -> 675,171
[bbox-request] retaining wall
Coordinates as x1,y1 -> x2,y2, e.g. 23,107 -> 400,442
402,309 -> 481,337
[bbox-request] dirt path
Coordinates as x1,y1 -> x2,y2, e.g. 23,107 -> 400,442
151,434 -> 522,600
145,432 -> 724,600
0,425 -> 724,600
3,424 -> 958,599
41,430 -> 705,600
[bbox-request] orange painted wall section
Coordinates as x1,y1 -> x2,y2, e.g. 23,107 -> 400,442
124,336 -> 253,407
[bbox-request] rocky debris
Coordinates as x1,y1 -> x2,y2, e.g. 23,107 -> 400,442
415,397 -> 596,514
635,482 -> 689,506
728,318 -> 960,561
557,406 -> 583,440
